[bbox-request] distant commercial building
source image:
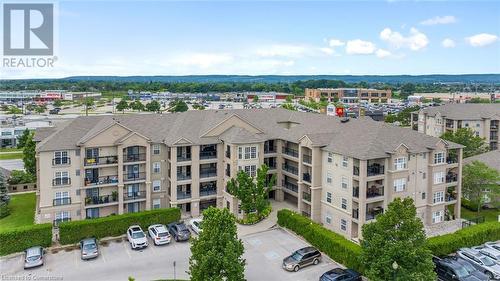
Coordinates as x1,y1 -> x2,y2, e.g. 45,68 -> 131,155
0,91 -> 39,102
415,92 -> 499,103
62,92 -> 102,101
411,104 -> 500,150
305,88 -> 391,104
127,91 -> 221,101
246,92 -> 292,103
0,91 -> 101,103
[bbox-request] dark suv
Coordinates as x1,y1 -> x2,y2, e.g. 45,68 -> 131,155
167,222 -> 191,242
433,256 -> 489,281
282,246 -> 321,272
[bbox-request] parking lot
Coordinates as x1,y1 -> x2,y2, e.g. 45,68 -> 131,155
0,228 -> 338,281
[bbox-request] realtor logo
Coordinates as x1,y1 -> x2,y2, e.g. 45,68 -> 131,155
3,3 -> 54,56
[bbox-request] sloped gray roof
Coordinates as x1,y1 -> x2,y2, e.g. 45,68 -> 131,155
35,108 -> 462,159
419,104 -> 500,120
464,150 -> 500,171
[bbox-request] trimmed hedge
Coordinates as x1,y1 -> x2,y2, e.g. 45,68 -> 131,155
428,221 -> 500,257
59,208 -> 181,245
277,209 -> 363,272
0,223 -> 53,256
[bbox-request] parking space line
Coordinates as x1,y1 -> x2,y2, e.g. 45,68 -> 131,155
74,250 -> 80,268
100,248 -> 107,263
123,242 -> 132,259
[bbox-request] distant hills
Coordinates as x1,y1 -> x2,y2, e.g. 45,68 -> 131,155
45,74 -> 500,84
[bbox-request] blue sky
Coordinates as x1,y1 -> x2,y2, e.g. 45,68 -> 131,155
2,0 -> 500,78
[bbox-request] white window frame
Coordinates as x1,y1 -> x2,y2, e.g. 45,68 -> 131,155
394,157 -> 407,170
325,214 -> 332,224
152,199 -> 161,209
432,210 -> 444,223
433,172 -> 445,184
326,172 -> 332,184
393,178 -> 407,192
433,152 -> 445,164
326,192 -> 332,203
340,219 -> 347,231
55,211 -> 70,220
341,198 -> 347,210
433,191 -> 444,204
244,165 -> 257,177
153,162 -> 161,173
152,180 -> 161,192
327,153 -> 333,163
342,156 -> 348,167
153,144 -> 161,155
341,176 -> 348,189
54,151 -> 69,165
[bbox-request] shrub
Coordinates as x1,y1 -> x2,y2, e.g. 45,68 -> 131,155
461,198 -> 481,212
428,221 -> 500,257
59,208 -> 181,245
8,170 -> 36,185
237,204 -> 272,225
0,224 -> 52,256
277,209 -> 363,272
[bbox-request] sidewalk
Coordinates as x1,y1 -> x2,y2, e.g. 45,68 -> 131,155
238,200 -> 297,237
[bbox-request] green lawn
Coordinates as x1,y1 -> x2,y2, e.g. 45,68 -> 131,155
460,207 -> 499,222
0,152 -> 23,160
0,148 -> 22,153
0,192 -> 36,231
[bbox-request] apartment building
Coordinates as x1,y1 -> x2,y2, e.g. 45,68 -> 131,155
411,104 -> 500,150
305,88 -> 391,104
35,109 -> 462,241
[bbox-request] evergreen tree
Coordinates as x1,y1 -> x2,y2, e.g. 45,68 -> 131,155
23,133 -> 36,176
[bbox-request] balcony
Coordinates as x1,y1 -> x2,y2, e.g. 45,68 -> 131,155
367,185 -> 384,198
123,191 -> 146,201
302,192 -> 311,202
200,151 -> 217,160
367,164 -> 384,177
200,169 -> 217,178
123,172 -> 146,182
85,175 -> 118,186
85,195 -> 117,206
264,145 -> 277,154
446,173 -> 458,183
366,207 -> 384,220
282,180 -> 298,193
84,155 -> 118,166
52,157 -> 71,166
177,173 -> 192,181
446,156 -> 458,164
200,188 -> 217,197
446,192 -> 457,202
303,154 -> 312,164
353,186 -> 359,198
282,147 -> 299,158
302,173 -> 311,183
52,178 -> 71,187
225,150 -> 231,158
282,164 -> 298,175
353,166 -> 360,176
123,153 -> 146,163
177,191 -> 192,200
53,197 -> 71,206
352,208 -> 359,219
177,153 -> 191,162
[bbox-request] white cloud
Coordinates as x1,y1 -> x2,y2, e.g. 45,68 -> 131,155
345,39 -> 376,55
465,33 -> 499,47
328,39 -> 345,47
319,47 -> 335,55
380,27 -> 429,51
376,49 -> 392,58
420,15 -> 457,26
255,44 -> 308,58
441,38 -> 456,48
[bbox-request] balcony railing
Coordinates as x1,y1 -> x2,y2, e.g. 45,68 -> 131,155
177,191 -> 192,200
177,173 -> 192,181
85,195 -> 117,206
353,166 -> 360,176
353,186 -> 359,198
123,153 -> 146,162
84,155 -> 118,166
352,209 -> 359,219
123,172 -> 146,182
446,173 -> 458,183
282,180 -> 298,193
53,197 -> 71,206
303,154 -> 312,164
282,164 -> 298,175
302,192 -> 311,202
446,193 -> 457,202
282,147 -> 299,158
366,208 -> 384,220
52,157 -> 71,166
264,145 -> 277,154
367,186 -> 384,198
446,157 -> 458,164
52,178 -> 71,186
200,169 -> 217,178
200,151 -> 217,160
53,218 -> 71,226
177,154 -> 191,162
367,164 -> 384,177
302,173 -> 311,183
200,188 -> 217,197
85,175 -> 118,186
123,191 -> 146,201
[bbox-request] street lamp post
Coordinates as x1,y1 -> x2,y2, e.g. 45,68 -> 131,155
392,261 -> 399,281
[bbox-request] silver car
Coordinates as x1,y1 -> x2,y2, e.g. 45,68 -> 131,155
474,245 -> 500,265
80,238 -> 99,260
24,246 -> 44,269
457,248 -> 500,280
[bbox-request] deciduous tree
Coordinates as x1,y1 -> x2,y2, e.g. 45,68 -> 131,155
23,132 -> 36,176
462,161 -> 500,212
116,99 -> 129,113
441,128 -> 489,158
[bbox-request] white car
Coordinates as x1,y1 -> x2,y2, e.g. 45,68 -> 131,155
189,218 -> 203,235
127,225 -> 148,249
148,224 -> 171,245
485,242 -> 500,252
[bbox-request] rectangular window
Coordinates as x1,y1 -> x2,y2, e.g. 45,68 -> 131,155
152,180 -> 161,192
422,172 -> 426,179
152,199 -> 161,209
422,192 -> 426,200
325,213 -> 332,224
244,165 -> 257,177
342,156 -> 348,167
75,169 -> 80,176
250,147 -> 257,159
238,147 -> 243,159
341,176 -> 348,189
393,178 -> 407,192
394,157 -> 407,170
153,162 -> 161,173
340,219 -> 347,231
54,171 -> 70,185
244,147 -> 251,159
341,198 -> 347,210
327,153 -> 333,163
432,210 -> 444,223
153,144 -> 160,155
326,172 -> 332,184
433,191 -> 444,204
433,152 -> 445,164
326,192 -> 332,203
433,172 -> 445,184
53,151 -> 69,165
